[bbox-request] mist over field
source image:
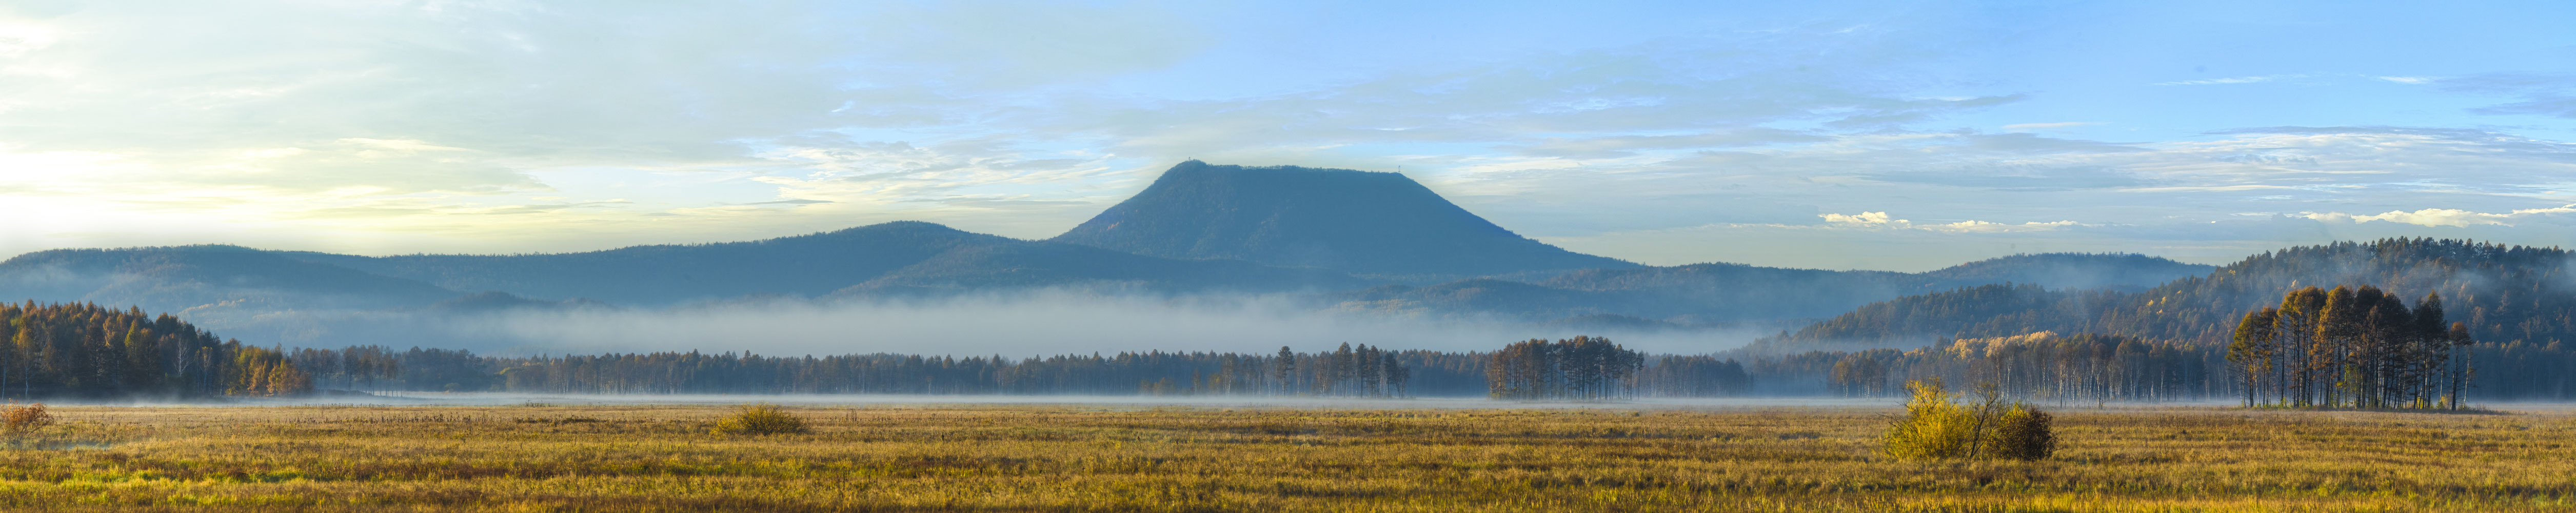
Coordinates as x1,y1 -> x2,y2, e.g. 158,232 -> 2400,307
5,3 -> 2576,511
199,392 -> 1910,409
415,291 -> 1768,357
0,1 -> 2569,407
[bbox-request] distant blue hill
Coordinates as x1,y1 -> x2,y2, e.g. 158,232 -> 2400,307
1051,161 -> 1639,279
0,160 -> 2235,346
1325,253 -> 2215,326
1761,239 -> 2573,348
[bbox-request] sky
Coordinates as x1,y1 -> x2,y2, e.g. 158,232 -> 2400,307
2,1 -> 2573,271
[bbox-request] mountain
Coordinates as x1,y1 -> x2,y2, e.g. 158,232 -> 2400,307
1323,253 -> 2212,325
1051,161 -> 1637,279
838,240 -> 1368,295
0,245 -> 459,314
1763,239 -> 2575,348
1326,279 -> 1634,320
0,159 -> 2244,350
1916,253 -> 2213,292
293,221 -> 1367,304
280,221 -> 1009,305
3,221 -> 1369,316
426,291 -> 616,313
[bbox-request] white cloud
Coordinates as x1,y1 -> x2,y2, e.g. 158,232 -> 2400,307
1814,211 -> 2079,233
1921,220 -> 2082,233
2303,204 -> 2576,227
2,2 -> 2573,274
1821,211 -> 1900,226
0,19 -> 58,57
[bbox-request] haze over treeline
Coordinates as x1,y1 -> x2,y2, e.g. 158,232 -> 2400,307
1,163 -> 2212,354
5,163 -> 2576,403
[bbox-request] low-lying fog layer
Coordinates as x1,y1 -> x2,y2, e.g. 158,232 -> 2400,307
72,392 -> 2386,411
343,290 -> 1772,356
55,392 -> 2576,412
92,393 -> 1911,409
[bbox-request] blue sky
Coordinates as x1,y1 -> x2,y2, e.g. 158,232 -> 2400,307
2,1 -> 2572,270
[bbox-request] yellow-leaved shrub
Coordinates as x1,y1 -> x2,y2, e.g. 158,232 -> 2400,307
710,403 -> 810,436
2,402 -> 52,437
1883,379 -> 2055,461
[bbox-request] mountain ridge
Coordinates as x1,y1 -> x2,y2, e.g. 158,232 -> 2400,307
1331,253 -> 2214,325
1,161 -> 2239,349
1052,161 -> 1637,279
1758,238 -> 2575,348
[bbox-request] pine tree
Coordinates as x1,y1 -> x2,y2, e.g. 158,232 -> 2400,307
2228,308 -> 2278,406
1382,352 -> 1408,397
2446,322 -> 2475,409
1274,346 -> 1295,396
2410,293 -> 2448,408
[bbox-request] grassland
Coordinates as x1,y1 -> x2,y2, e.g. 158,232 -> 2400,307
0,403 -> 2567,512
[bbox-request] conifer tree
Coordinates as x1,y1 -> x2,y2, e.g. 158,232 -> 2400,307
1274,346 -> 1294,396
2228,308 -> 2278,406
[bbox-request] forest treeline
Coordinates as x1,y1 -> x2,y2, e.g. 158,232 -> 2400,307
1775,330 -> 2574,404
1487,336 -> 1646,400
0,302 -> 310,399
298,328 -> 2574,403
9,290 -> 2576,402
1806,332 -> 2230,403
0,306 -> 1760,400
2227,286 -> 2473,409
1764,239 -> 2574,349
286,339 -> 1753,399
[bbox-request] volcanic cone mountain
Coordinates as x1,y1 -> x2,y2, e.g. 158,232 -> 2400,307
1052,161 -> 1636,279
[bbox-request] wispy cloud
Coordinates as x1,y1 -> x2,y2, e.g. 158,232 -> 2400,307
2152,75 -> 2298,86
2002,122 -> 2102,131
2433,73 -> 2576,119
3,2 -> 2574,272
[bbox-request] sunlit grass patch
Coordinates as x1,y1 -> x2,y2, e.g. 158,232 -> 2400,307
0,404 -> 2560,511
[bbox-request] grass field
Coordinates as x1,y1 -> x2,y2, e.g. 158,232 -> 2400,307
0,403 -> 2567,512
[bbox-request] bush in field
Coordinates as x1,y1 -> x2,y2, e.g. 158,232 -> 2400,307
1883,380 -> 2055,461
711,404 -> 809,436
1884,380 -> 1979,459
1989,404 -> 2057,461
2,402 -> 54,436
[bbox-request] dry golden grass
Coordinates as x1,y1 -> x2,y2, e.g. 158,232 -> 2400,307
0,403 -> 2565,511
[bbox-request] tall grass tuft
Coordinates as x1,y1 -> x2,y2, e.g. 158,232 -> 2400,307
710,403 -> 809,435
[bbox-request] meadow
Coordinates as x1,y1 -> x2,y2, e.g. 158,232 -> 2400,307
0,402 -> 2567,512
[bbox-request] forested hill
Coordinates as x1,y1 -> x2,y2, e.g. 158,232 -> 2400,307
1051,161 -> 1638,279
288,221 -> 1369,303
831,238 -> 1367,295
1915,253 -> 2214,292
3,159 -> 2225,344
282,221 -> 1012,303
1327,253 -> 2211,325
1,222 -> 1370,313
0,245 -> 461,315
1765,239 -> 2575,348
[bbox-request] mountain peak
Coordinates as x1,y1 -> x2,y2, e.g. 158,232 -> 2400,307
1051,162 -> 1635,278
